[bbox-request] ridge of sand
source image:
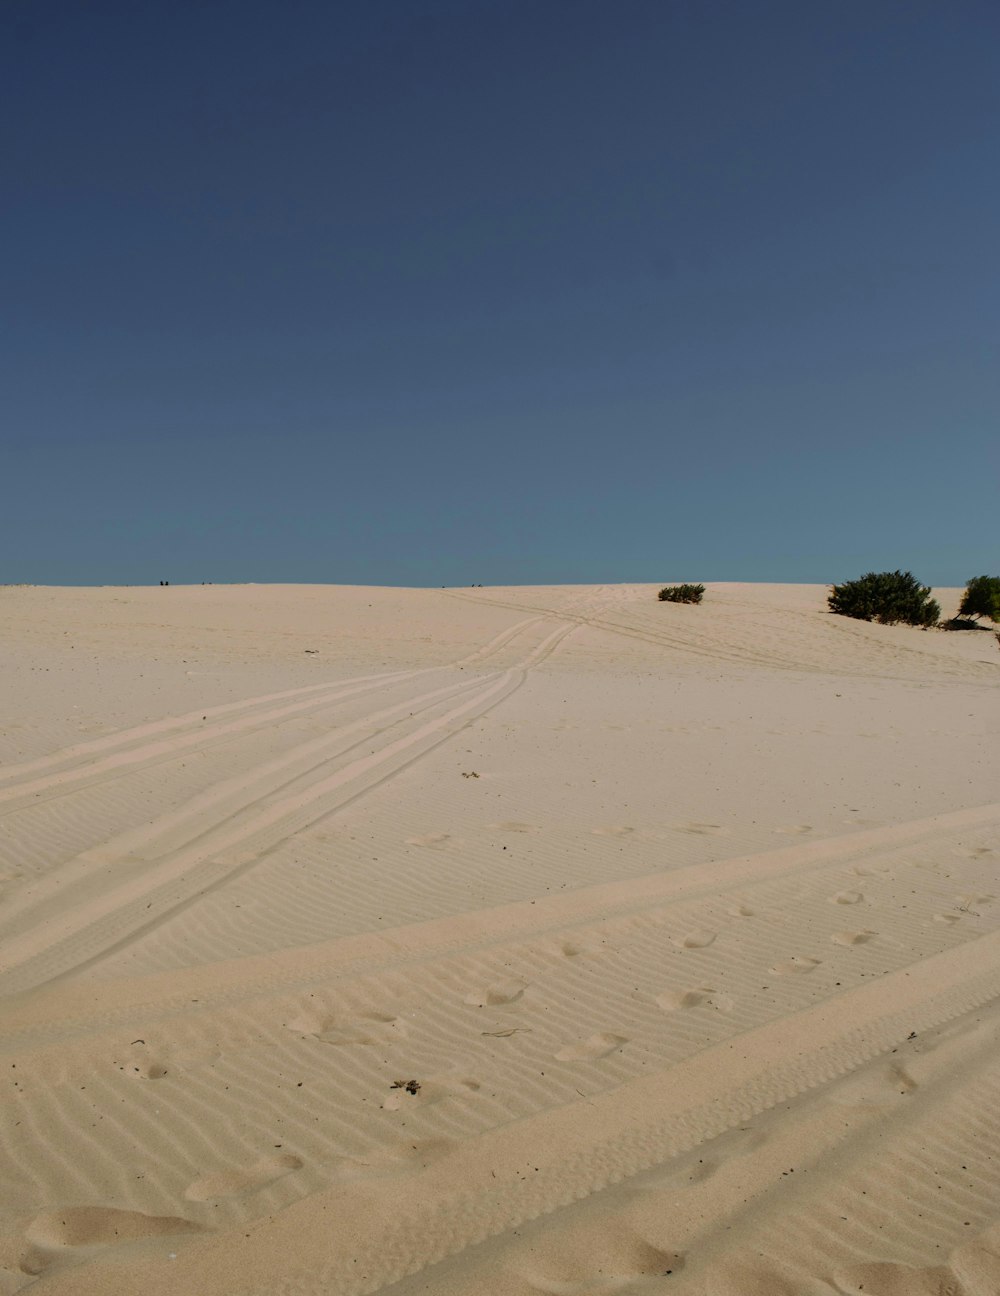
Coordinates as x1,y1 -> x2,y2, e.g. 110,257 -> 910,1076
1,582 -> 998,1294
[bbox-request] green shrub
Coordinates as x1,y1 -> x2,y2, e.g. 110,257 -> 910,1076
658,583 -> 705,604
958,575 -> 1000,622
827,570 -> 940,626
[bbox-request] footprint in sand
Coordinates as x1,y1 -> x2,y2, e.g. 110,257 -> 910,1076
185,1153 -> 303,1202
728,903 -> 755,917
405,832 -> 452,848
656,986 -> 729,1011
555,1032 -> 628,1062
490,821 -> 540,834
951,1225 -> 1000,1291
657,987 -> 712,1011
591,825 -> 634,837
117,1043 -> 171,1080
888,1062 -> 918,1093
122,1058 -> 170,1079
831,1061 -> 918,1109
641,1127 -> 765,1192
22,1202 -> 203,1275
650,1156 -> 720,1189
464,979 -> 527,1008
329,1138 -> 454,1181
673,929 -> 717,949
706,1258 -> 803,1295
513,1239 -> 683,1293
829,890 -> 864,905
770,956 -> 822,974
933,912 -> 962,925
957,893 -> 994,908
830,930 -> 876,946
560,937 -> 615,958
315,1017 -> 402,1046
26,1207 -> 202,1252
833,1259 -> 956,1294
672,822 -> 727,836
284,1010 -> 404,1045
774,825 -> 813,836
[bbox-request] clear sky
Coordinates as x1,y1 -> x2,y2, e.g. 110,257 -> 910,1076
4,0 -> 998,587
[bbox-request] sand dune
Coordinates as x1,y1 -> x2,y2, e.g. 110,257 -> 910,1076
1,581 -> 998,1294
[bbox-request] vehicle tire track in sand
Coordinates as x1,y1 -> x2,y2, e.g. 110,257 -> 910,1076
3,806 -> 999,1296
0,670 -> 411,794
0,618 -> 545,812
445,589 -> 824,673
24,922 -> 1000,1296
666,999 -> 1000,1294
0,622 -> 578,992
447,588 -> 996,681
3,585 -> 995,1296
0,671 -> 495,935
297,935 -> 1000,1296
6,800 -> 997,1031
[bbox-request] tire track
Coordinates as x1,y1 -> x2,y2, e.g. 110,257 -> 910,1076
446,588 -> 821,673
296,931 -> 1000,1296
0,670 -> 408,793
380,968 -> 1000,1296
447,588 -> 996,680
0,622 -> 578,992
3,586 -> 996,1295
6,800 -> 996,1034
670,1010 -> 1000,1294
0,671 -> 493,937
3,803 -> 998,1294
0,617 -> 546,814
0,669 -> 421,814
26,920 -> 1000,1296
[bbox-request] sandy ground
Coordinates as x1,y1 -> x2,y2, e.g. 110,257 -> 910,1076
1,581 -> 998,1296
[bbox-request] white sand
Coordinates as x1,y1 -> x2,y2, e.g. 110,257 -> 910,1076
1,581 -> 998,1294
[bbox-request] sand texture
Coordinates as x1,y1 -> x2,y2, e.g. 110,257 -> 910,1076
1,581 -> 999,1295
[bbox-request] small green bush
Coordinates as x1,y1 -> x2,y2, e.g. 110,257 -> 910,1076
958,575 -> 1000,622
658,583 -> 705,604
827,570 -> 940,627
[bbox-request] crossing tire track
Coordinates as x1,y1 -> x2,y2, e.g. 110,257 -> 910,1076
0,621 -> 578,992
16,859 -> 1000,1296
0,617 -> 548,813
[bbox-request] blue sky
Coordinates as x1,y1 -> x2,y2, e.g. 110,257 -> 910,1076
4,0 -> 998,586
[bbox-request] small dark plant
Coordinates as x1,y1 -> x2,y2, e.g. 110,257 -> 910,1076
658,583 -> 705,604
827,571 -> 939,627
958,575 -> 1000,623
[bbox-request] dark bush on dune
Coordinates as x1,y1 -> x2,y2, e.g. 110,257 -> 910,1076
658,584 -> 705,604
827,571 -> 940,627
958,575 -> 1000,623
